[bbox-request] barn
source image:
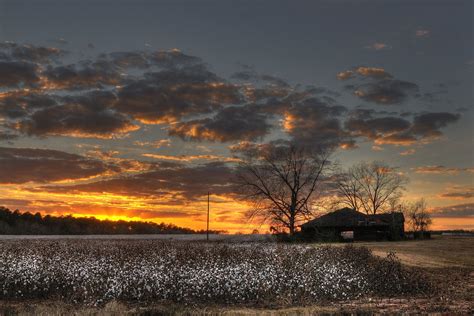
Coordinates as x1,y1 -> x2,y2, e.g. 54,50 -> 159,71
301,207 -> 405,241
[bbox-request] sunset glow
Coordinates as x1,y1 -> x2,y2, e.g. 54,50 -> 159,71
0,0 -> 472,233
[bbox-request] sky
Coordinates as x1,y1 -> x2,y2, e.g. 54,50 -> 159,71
0,0 -> 472,232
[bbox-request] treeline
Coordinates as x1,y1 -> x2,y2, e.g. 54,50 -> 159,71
0,207 -> 222,235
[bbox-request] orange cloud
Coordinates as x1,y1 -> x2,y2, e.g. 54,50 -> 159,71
142,153 -> 241,163
413,166 -> 474,174
134,139 -> 171,148
399,149 -> 416,156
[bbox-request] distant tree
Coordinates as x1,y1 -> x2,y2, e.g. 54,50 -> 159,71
335,161 -> 408,214
0,206 -> 206,235
405,198 -> 432,232
236,145 -> 333,235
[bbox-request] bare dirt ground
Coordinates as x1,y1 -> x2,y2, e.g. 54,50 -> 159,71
350,235 -> 474,268
1,235 -> 473,315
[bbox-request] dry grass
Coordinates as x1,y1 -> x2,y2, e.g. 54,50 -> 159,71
349,235 -> 474,268
2,298 -> 473,315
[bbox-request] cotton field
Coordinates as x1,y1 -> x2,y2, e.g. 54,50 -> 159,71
0,240 -> 430,306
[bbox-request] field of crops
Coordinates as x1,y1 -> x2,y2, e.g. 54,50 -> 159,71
0,240 -> 430,307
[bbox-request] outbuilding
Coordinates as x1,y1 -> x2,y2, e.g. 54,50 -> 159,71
301,207 -> 405,241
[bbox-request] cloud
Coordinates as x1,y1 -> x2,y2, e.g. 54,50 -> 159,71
415,29 -> 430,38
439,191 -> 474,200
337,67 -> 418,105
346,116 -> 411,139
0,93 -> 58,119
413,165 -> 474,174
142,153 -> 240,163
242,86 -> 290,102
345,110 -> 460,146
399,148 -> 415,156
430,203 -> 474,218
40,162 -> 238,200
410,112 -> 460,139
0,42 -> 65,63
105,51 -> 150,69
16,91 -> 139,139
231,70 -> 289,87
147,49 -> 203,69
168,105 -> 272,142
134,139 -> 171,148
438,185 -> 474,200
103,49 -> 202,70
43,60 -> 123,90
353,79 -> 419,105
115,65 -> 242,124
0,132 -> 18,142
365,42 -> 391,50
336,70 -> 354,81
337,67 -> 393,81
282,98 -> 350,149
0,147 -> 118,184
0,44 -> 464,155
228,141 -> 275,158
0,61 -> 39,88
345,111 -> 414,145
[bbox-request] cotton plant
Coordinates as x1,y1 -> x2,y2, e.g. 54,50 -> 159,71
0,240 -> 429,305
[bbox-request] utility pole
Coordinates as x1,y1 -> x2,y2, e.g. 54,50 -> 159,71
206,191 -> 210,241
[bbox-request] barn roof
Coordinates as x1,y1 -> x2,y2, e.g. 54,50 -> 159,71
301,207 -> 404,229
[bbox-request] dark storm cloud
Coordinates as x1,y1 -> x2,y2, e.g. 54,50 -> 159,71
0,147 -> 118,184
40,162 -> 237,200
0,61 -> 39,88
17,91 -> 139,138
115,65 -> 243,123
168,105 -> 272,142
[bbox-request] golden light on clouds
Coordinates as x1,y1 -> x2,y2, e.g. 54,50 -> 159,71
142,153 -> 241,163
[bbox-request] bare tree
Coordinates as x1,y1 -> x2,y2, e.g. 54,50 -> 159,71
335,161 -> 408,214
236,145 -> 333,235
406,198 -> 432,232
334,171 -> 362,211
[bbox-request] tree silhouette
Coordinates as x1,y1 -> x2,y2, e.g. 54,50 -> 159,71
236,145 -> 333,235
